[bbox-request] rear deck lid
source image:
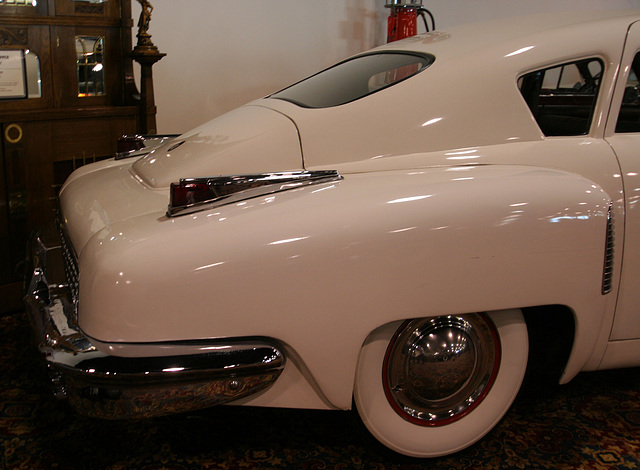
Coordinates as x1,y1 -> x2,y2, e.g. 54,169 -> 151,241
132,105 -> 304,189
60,105 -> 304,254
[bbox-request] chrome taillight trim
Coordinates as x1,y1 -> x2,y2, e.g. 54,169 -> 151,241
167,170 -> 343,217
602,203 -> 615,295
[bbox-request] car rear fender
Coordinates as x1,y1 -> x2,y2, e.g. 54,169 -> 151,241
77,164 -> 614,410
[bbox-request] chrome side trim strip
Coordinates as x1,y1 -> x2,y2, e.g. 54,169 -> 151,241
167,170 -> 343,217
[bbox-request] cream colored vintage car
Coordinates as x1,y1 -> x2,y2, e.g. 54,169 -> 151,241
25,10 -> 640,458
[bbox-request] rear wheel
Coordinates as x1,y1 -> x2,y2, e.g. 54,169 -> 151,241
354,309 -> 528,457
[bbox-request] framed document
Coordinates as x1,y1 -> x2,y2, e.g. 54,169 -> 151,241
0,50 -> 27,100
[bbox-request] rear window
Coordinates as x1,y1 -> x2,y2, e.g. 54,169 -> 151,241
270,52 -> 434,108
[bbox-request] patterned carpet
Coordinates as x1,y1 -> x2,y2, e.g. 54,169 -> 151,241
2,309 -> 640,470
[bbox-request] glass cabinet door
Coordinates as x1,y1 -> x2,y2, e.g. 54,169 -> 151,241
76,35 -> 105,97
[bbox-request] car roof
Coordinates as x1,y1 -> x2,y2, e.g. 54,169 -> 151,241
261,10 -> 640,170
375,10 -> 640,68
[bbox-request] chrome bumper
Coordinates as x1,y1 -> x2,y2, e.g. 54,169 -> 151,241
24,229 -> 285,419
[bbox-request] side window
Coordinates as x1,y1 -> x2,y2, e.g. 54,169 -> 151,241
518,59 -> 603,136
615,52 -> 640,133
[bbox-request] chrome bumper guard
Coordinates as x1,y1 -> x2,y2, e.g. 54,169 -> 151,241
24,228 -> 285,419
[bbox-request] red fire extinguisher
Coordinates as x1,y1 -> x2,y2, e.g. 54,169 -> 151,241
385,0 -> 435,43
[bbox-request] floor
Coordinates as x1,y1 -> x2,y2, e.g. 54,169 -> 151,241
2,309 -> 640,469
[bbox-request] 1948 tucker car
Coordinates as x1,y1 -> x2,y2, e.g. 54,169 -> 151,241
25,10 -> 640,458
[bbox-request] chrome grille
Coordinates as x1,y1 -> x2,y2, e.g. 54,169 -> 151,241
56,214 -> 79,313
602,204 -> 615,295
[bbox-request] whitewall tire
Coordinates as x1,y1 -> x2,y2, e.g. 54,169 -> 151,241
354,309 -> 528,458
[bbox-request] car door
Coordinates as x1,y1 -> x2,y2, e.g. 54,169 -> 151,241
605,20 -> 640,341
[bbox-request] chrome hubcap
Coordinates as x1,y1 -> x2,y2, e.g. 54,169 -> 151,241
383,313 -> 501,426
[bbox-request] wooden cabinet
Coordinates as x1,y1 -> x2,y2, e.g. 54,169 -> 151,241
0,0 -> 141,310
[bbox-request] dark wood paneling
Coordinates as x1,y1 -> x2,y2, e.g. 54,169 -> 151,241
52,114 -> 137,160
0,129 -> 11,283
55,0 -> 121,18
0,0 -> 141,293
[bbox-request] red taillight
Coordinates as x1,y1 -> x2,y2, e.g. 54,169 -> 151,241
169,181 -> 213,208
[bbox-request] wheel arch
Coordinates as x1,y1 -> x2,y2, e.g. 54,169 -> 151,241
351,304 -> 576,399
521,304 -> 576,389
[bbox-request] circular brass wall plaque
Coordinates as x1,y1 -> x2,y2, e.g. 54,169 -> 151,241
5,124 -> 23,144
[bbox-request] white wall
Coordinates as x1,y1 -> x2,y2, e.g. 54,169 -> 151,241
134,0 -> 640,133
134,0 -> 386,133
421,0 -> 640,28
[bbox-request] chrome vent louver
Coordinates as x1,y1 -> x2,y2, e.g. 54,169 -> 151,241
602,203 -> 615,295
